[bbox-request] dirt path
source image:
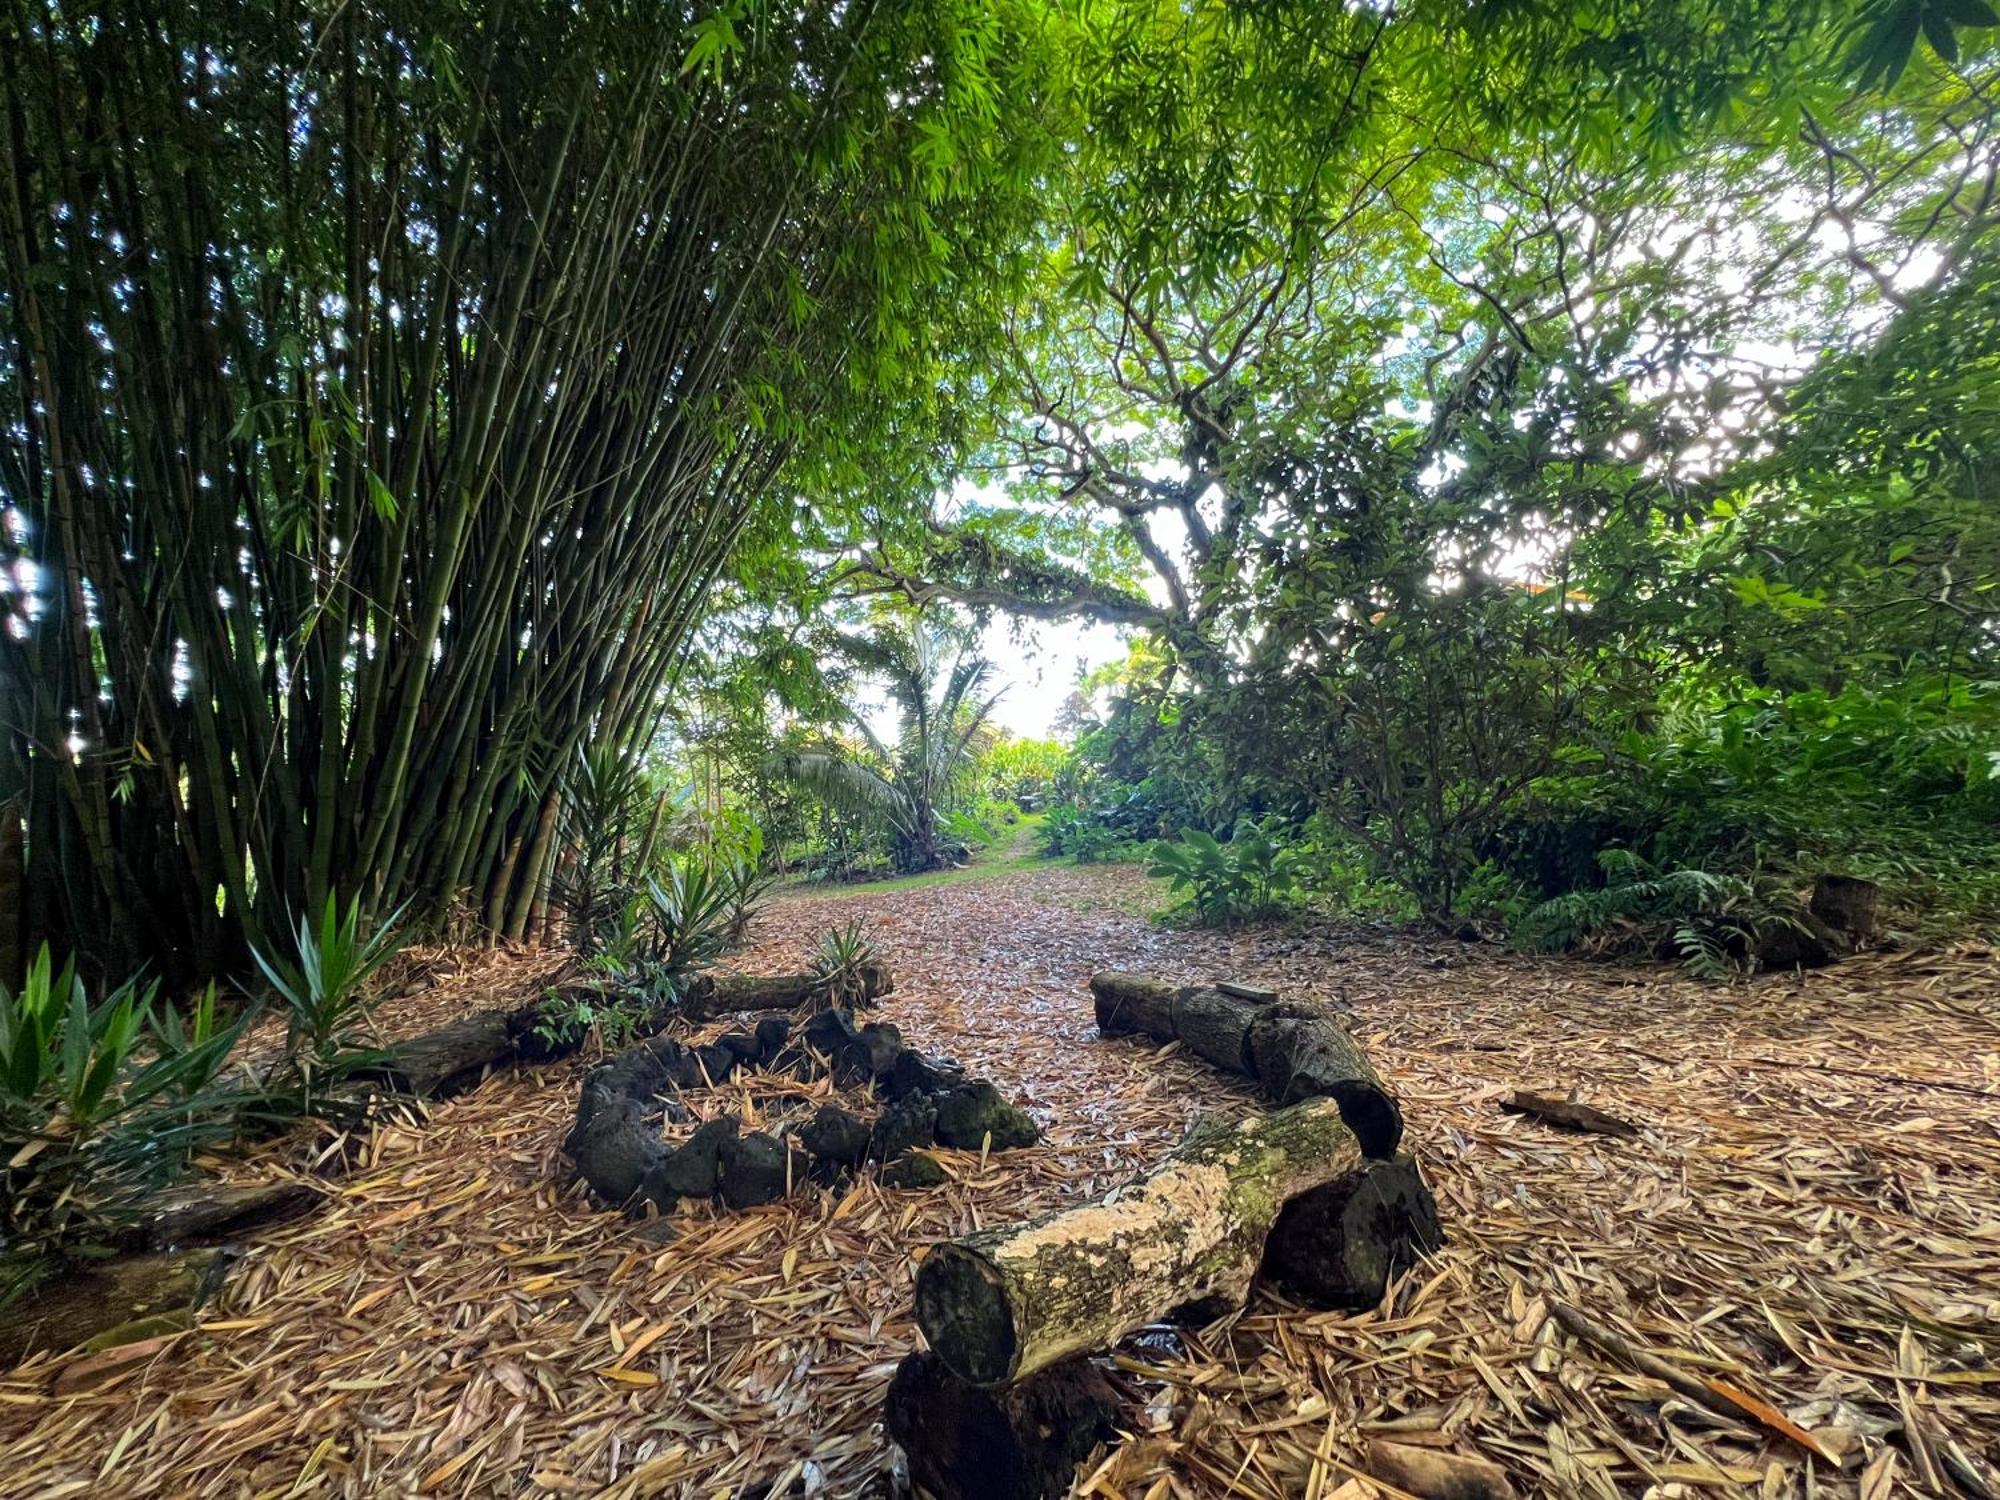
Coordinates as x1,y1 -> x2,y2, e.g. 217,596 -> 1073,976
3,863 -> 1997,1497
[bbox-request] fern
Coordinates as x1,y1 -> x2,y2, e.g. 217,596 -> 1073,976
1520,848 -> 1759,976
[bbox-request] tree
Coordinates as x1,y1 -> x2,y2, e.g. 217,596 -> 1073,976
782,620 -> 1004,873
828,0 -> 1999,912
0,0 -> 1068,980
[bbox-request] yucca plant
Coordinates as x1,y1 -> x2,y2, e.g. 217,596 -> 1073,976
2,947 -> 254,1290
252,896 -> 407,1081
639,854 -> 739,980
811,919 -> 883,1009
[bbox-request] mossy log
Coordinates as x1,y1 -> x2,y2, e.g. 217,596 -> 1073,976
884,1351 -> 1126,1500
0,1248 -> 236,1366
680,963 -> 895,1022
915,1097 -> 1365,1387
1089,972 -> 1402,1157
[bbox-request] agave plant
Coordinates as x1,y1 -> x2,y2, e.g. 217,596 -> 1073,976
780,623 -> 1004,873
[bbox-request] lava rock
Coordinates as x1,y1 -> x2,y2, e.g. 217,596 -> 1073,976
694,1042 -> 738,1085
932,1081 -> 1040,1151
752,1014 -> 791,1062
869,1093 -> 938,1164
880,1150 -> 948,1189
886,1048 -> 965,1101
801,1006 -> 861,1056
840,1021 -> 905,1085
798,1104 -> 872,1172
569,1097 -> 665,1204
717,1132 -> 806,1208
717,1030 -> 763,1063
653,1116 -> 740,1199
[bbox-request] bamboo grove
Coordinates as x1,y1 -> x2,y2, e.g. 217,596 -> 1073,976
0,0 -> 1055,980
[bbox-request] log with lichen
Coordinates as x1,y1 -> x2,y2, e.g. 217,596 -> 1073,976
678,961 -> 895,1022
914,1096 -> 1368,1387
1089,971 -> 1402,1157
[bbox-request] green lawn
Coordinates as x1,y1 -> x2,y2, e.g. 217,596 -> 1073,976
771,815 -> 1051,901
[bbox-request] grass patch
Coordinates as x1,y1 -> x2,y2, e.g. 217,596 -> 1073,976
771,816 -> 1049,901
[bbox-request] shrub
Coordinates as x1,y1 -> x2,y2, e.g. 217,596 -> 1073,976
1147,818 -> 1303,924
2,947 -> 254,1291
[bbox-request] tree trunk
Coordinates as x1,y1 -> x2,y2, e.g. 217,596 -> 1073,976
915,1096 -> 1366,1387
1089,972 -> 1403,1157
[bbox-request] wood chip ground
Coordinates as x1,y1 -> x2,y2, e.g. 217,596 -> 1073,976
2,863 -> 1995,1498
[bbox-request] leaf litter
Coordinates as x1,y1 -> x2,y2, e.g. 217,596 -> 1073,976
1,861 -> 1995,1498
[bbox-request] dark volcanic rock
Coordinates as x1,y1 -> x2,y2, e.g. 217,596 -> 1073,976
752,1014 -> 792,1062
932,1081 -> 1040,1151
717,1132 -> 807,1208
798,1104 -> 872,1172
694,1042 -> 738,1085
886,1049 -> 965,1101
653,1116 -> 740,1200
869,1093 -> 938,1164
880,1150 -> 948,1189
717,1030 -> 763,1063
570,1097 -> 665,1204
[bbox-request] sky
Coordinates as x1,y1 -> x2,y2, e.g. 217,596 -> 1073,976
978,613 -> 1128,738
851,612 -> 1128,745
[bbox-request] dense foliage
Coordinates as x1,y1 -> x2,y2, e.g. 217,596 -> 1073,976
3,0 -> 1996,1001
836,0 -> 2000,943
1,0 -> 1066,981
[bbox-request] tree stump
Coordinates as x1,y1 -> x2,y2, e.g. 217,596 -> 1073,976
1811,873 -> 1880,944
915,1097 -> 1366,1386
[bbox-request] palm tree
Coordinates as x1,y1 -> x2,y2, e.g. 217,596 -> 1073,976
782,623 -> 1004,872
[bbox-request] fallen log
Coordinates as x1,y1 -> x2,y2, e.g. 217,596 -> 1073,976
353,1009 -> 517,1097
1260,1153 -> 1442,1307
133,1180 -> 322,1252
680,963 -> 895,1022
1089,970 -> 1180,1043
1246,1010 -> 1403,1157
1089,972 -> 1402,1157
884,1351 -> 1126,1500
915,1096 -> 1365,1387
0,1248 -> 238,1366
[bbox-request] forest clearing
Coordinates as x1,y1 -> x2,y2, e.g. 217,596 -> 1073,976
2,863 -> 1994,1497
4,0 -> 1998,1494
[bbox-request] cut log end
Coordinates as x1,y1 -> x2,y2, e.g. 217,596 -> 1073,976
1261,1153 -> 1442,1308
915,1242 -> 1020,1387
